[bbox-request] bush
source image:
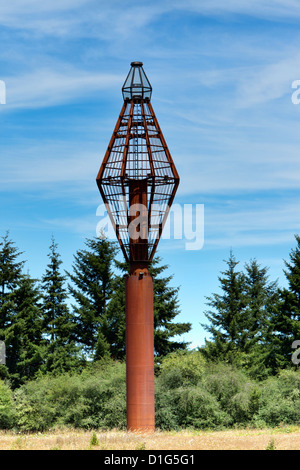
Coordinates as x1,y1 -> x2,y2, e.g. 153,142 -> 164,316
14,379 -> 58,432
0,380 -> 15,429
156,357 -> 232,430
158,350 -> 206,388
155,385 -> 180,430
202,363 -> 259,425
254,370 -> 300,427
157,364 -> 300,429
175,386 -> 231,429
155,380 -> 231,430
202,363 -> 248,405
78,360 -> 126,429
14,360 -> 126,432
10,355 -> 300,432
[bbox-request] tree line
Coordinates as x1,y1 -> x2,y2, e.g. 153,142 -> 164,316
0,232 -> 190,388
1,230 -> 300,389
201,235 -> 300,379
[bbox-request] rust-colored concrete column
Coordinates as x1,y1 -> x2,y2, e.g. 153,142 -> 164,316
125,264 -> 155,432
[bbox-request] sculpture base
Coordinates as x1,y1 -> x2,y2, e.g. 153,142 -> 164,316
125,264 -> 155,433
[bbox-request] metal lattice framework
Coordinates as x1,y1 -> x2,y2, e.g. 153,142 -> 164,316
96,62 -> 179,263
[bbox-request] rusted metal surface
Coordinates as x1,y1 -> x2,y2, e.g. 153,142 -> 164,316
96,64 -> 179,263
126,264 -> 155,432
128,179 -> 148,263
96,62 -> 180,432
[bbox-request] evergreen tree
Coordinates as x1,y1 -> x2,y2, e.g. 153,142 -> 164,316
41,237 -> 80,373
202,252 -> 280,377
5,274 -> 43,387
151,257 -> 191,356
0,233 -> 25,380
243,260 -> 278,345
202,251 -> 246,362
67,236 -> 117,358
100,271 -> 126,360
0,232 -> 25,331
272,234 -> 300,369
240,259 -> 279,378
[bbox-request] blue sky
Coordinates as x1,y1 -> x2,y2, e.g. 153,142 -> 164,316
1,0 -> 300,348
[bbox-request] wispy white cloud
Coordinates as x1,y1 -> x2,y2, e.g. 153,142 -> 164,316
176,136 -> 300,195
236,54 -> 300,107
0,0 -> 92,35
176,0 -> 300,20
0,141 -> 101,189
1,0 -> 300,48
0,1 -> 167,39
2,0 -> 300,33
41,215 -> 97,235
3,67 -> 122,109
202,196 -> 300,249
0,0 -> 89,14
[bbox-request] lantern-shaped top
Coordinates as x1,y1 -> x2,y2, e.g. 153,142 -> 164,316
122,61 -> 152,101
96,62 -> 179,264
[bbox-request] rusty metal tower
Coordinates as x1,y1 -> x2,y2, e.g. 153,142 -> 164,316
96,61 -> 179,432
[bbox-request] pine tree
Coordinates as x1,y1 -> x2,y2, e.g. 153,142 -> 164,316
202,250 -> 246,362
5,274 -> 43,387
100,271 -> 126,360
41,237 -> 80,373
0,232 -> 25,331
0,233 -> 25,380
202,252 -> 281,377
67,236 -> 117,358
272,234 -> 300,369
150,257 -> 191,356
243,260 -> 278,347
241,259 -> 279,378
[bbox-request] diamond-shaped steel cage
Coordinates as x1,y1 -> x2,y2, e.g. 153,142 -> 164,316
96,63 -> 179,263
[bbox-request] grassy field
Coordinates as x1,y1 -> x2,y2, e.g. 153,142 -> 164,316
1,427 -> 300,450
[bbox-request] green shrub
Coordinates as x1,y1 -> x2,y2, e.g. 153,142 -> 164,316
75,360 -> 126,429
0,380 -> 15,429
174,386 -> 231,429
90,431 -> 99,446
201,363 -> 261,425
155,385 -> 180,430
14,378 -> 57,432
254,370 -> 300,427
11,355 -> 300,432
155,367 -> 231,430
265,438 -> 276,450
14,360 -> 126,432
158,350 -> 206,388
202,363 -> 248,404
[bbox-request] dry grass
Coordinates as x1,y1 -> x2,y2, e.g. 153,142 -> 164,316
1,427 -> 300,450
